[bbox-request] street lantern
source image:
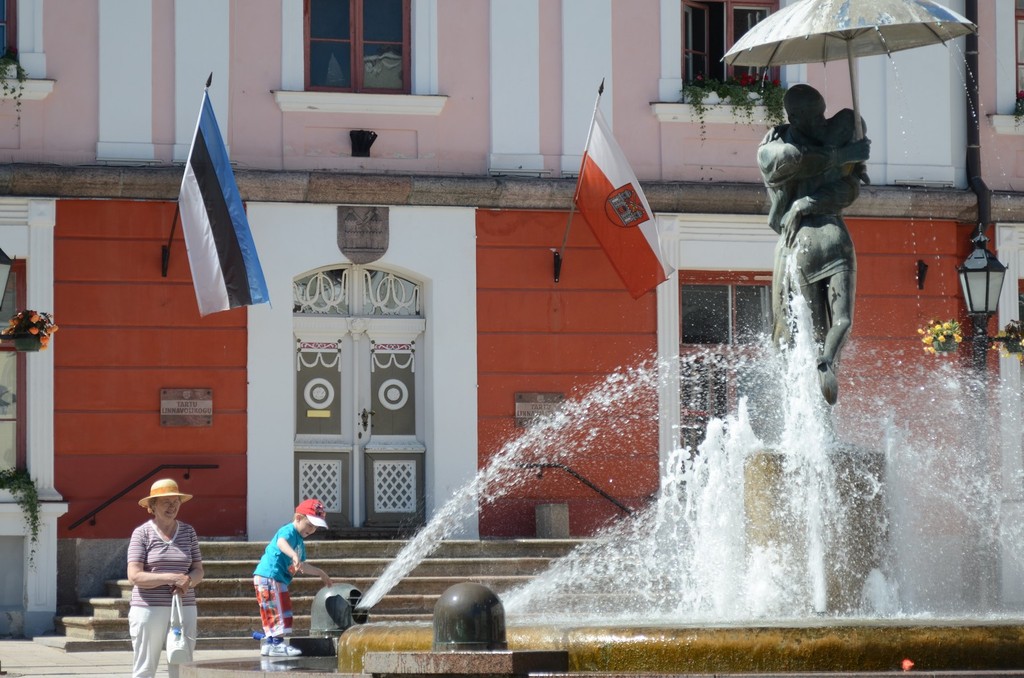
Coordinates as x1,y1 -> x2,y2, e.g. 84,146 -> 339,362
957,234 -> 1007,375
958,234 -> 1006,316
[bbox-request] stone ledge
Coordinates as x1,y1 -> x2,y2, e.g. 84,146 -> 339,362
0,163 -> 1003,222
363,650 -> 569,676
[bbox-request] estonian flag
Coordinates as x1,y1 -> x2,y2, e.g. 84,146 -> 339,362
178,89 -> 269,316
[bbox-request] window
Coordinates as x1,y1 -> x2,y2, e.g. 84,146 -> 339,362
679,281 -> 773,451
0,262 -> 26,472
1017,1 -> 1024,94
0,0 -> 14,56
306,0 -> 411,93
681,283 -> 772,345
682,0 -> 775,82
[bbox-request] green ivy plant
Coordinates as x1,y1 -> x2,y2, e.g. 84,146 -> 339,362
0,468 -> 40,566
682,74 -> 786,140
0,48 -> 27,126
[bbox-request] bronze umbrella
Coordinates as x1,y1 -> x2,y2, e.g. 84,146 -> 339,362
722,0 -> 977,137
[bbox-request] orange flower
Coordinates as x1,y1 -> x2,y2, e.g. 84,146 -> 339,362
28,326 -> 39,335
902,658 -> 914,671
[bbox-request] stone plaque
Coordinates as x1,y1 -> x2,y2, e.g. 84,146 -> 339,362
515,392 -> 565,428
338,206 -> 389,264
160,388 -> 213,427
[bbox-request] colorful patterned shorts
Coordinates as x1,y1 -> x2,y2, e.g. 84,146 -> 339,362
253,575 -> 293,638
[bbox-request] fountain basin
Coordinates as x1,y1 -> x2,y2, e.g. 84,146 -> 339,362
338,620 -> 1024,673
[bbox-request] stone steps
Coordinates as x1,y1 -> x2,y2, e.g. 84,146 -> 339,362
53,538 -> 583,651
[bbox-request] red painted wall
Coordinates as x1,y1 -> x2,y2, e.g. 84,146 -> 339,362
50,201 -> 984,541
476,210 -> 661,537
54,200 -> 247,538
476,209 -> 984,537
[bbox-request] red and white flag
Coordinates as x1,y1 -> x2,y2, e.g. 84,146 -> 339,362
573,107 -> 673,299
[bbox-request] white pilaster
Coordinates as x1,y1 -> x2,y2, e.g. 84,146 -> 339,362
658,0 -> 682,102
489,0 -> 542,174
561,0 -> 611,174
281,0 -> 303,91
25,199 -> 57,503
411,0 -> 438,95
15,0 -> 45,78
656,215 -> 681,471
97,0 -> 154,162
996,0 -> 1016,114
174,0 -> 230,162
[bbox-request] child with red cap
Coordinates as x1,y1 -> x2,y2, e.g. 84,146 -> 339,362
252,498 -> 333,656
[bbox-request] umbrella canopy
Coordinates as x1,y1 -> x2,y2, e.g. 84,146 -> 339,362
722,0 -> 976,138
723,0 -> 976,68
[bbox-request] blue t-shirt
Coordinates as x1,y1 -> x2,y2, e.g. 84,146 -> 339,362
253,522 -> 306,584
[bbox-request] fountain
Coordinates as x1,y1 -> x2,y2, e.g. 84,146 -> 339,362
185,285 -> 1024,677
190,16 -> 1024,672
330,277 -> 1024,674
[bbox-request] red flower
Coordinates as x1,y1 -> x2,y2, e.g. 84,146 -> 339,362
902,659 -> 915,671
1017,90 -> 1024,100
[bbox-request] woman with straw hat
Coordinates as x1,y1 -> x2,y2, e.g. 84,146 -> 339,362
126,478 -> 204,678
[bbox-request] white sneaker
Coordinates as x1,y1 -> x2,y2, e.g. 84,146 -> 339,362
260,639 -> 271,656
267,642 -> 302,657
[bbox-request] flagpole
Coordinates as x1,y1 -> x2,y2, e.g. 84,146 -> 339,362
554,79 -> 605,284
161,204 -> 181,278
163,73 -> 214,278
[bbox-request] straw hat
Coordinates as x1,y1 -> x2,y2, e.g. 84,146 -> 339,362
138,478 -> 193,507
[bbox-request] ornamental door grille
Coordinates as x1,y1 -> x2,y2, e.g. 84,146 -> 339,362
293,266 -> 426,529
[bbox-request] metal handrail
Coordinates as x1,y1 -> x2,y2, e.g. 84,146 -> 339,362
68,463 -> 219,530
517,462 -> 633,515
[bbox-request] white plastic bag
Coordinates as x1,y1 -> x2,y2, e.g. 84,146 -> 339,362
166,593 -> 189,665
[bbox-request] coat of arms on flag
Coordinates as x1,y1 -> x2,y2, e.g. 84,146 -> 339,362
605,185 -> 650,228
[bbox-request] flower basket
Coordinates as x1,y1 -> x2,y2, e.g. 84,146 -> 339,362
917,318 -> 962,355
12,335 -> 41,352
0,310 -> 57,351
681,73 -> 786,139
993,320 -> 1024,361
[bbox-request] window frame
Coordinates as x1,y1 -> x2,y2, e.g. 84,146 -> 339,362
680,272 -> 773,347
682,0 -> 777,82
678,272 -> 774,451
1017,2 -> 1024,96
0,260 -> 28,472
304,0 -> 412,94
1,0 -> 16,56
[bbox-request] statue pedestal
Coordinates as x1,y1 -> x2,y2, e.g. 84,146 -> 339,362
744,446 -> 887,614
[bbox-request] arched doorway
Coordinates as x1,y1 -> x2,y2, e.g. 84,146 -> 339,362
292,265 -> 426,530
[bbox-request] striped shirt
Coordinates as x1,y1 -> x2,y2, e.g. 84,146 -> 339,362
127,520 -> 202,607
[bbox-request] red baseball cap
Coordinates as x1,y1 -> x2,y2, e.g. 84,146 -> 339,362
295,498 -> 328,528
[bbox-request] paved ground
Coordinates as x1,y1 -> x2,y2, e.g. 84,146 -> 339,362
0,639 -> 255,677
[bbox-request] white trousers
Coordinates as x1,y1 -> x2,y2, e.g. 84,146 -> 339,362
128,604 -> 198,678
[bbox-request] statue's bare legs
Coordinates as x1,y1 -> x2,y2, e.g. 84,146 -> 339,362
800,271 -> 855,405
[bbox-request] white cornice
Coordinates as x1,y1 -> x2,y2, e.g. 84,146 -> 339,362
273,91 -> 447,116
651,101 -> 776,126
